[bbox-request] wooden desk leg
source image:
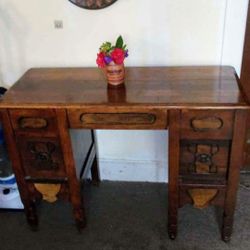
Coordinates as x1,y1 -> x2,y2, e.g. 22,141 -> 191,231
222,110 -> 247,242
0,109 -> 38,229
168,109 -> 181,240
26,201 -> 38,230
56,109 -> 86,231
90,130 -> 100,185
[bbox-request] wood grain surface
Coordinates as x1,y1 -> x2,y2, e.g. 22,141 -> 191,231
0,66 -> 248,109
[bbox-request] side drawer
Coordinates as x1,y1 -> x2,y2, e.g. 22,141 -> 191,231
180,140 -> 230,179
17,136 -> 66,180
9,109 -> 58,136
67,108 -> 168,129
181,110 -> 234,139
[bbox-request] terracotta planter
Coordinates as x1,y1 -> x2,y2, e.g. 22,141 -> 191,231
105,63 -> 125,87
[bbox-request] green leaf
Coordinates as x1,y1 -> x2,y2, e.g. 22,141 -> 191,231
115,35 -> 123,48
100,42 -> 112,53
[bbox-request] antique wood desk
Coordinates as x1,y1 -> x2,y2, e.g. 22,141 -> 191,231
0,66 -> 248,241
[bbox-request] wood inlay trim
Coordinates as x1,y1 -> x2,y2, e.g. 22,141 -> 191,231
79,113 -> 157,125
18,117 -> 48,129
190,116 -> 223,132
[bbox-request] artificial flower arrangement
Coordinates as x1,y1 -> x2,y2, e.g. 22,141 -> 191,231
96,36 -> 128,87
96,35 -> 129,68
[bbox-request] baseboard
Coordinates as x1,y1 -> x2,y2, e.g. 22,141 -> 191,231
98,158 -> 168,183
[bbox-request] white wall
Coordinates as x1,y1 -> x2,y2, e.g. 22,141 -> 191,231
0,0 -> 248,182
222,0 -> 249,73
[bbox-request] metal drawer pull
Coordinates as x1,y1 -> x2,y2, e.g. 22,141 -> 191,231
80,113 -> 156,125
190,116 -> 223,132
18,117 -> 48,129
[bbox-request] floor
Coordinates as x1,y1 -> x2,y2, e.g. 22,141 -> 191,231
0,179 -> 250,250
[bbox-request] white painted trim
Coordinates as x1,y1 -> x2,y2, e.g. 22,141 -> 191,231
98,158 -> 168,183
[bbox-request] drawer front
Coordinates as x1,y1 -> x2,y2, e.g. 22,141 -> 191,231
181,110 -> 234,139
68,108 -> 168,129
9,109 -> 58,136
180,140 -> 230,178
17,136 -> 66,180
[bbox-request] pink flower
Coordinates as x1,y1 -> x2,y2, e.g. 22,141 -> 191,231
96,52 -> 106,68
111,48 -> 125,65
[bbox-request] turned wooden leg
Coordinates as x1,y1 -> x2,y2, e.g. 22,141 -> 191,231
56,109 -> 87,231
168,110 -> 181,240
222,110 -> 247,242
73,206 -> 87,231
26,201 -> 39,231
168,214 -> 178,240
222,213 -> 233,242
0,109 -> 39,230
73,179 -> 87,231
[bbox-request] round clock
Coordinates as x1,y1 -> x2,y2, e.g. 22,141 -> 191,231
69,0 -> 118,10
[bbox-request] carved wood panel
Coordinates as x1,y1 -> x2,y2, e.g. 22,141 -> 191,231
28,141 -> 59,171
180,140 -> 230,178
179,186 -> 226,209
17,136 -> 66,179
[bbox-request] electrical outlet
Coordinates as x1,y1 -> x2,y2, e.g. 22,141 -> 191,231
54,20 -> 63,29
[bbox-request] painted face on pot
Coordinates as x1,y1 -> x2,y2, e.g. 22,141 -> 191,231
69,0 -> 117,9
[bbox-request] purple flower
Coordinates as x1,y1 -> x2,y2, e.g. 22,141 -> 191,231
104,56 -> 113,64
125,50 -> 129,58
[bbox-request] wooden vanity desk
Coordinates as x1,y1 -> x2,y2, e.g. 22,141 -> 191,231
0,66 -> 248,241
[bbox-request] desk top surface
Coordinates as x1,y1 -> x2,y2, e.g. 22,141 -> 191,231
1,66 -> 248,109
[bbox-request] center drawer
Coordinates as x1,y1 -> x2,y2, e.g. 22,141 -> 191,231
67,108 -> 168,129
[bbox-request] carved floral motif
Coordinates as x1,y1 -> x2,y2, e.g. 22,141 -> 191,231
28,141 -> 58,171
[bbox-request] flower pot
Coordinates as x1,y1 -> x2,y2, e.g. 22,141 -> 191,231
105,63 -> 125,88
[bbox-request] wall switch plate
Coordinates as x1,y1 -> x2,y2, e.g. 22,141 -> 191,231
54,20 -> 63,29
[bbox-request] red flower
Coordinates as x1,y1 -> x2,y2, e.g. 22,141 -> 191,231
111,48 -> 125,65
96,52 -> 106,68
